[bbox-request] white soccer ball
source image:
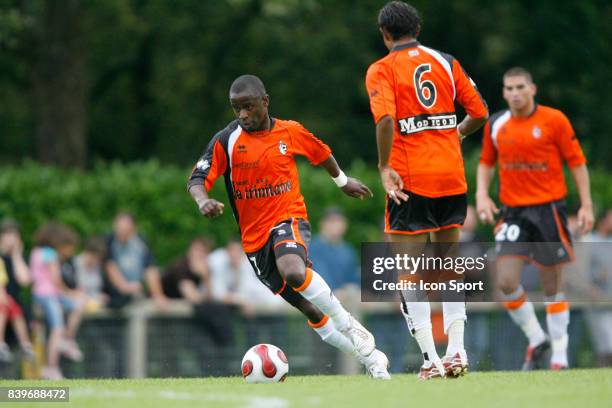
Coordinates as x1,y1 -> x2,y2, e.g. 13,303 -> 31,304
241,344 -> 289,383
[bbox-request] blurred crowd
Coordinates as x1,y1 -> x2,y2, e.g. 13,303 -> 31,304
1,206 -> 611,379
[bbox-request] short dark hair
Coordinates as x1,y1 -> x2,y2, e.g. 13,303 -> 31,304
84,236 -> 107,257
229,74 -> 267,97
503,67 -> 534,83
378,1 -> 421,41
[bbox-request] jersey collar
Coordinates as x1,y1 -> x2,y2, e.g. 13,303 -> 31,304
244,116 -> 276,136
391,41 -> 420,52
511,103 -> 539,120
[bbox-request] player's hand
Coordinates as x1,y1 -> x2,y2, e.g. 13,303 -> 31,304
198,198 -> 225,218
577,204 -> 594,235
476,194 -> 499,225
379,166 -> 408,205
341,178 -> 373,200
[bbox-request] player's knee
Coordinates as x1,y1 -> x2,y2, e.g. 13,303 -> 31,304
276,255 -> 306,288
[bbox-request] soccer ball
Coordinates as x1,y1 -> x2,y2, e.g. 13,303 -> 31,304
241,344 -> 289,383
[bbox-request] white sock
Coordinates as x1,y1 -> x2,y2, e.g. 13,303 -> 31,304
310,316 -> 355,356
446,319 -> 465,356
503,287 -> 546,347
546,296 -> 570,366
298,268 -> 350,331
414,327 -> 441,367
400,300 -> 432,334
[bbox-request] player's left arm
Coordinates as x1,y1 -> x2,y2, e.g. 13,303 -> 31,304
289,123 -> 373,199
452,60 -> 489,139
555,111 -> 594,234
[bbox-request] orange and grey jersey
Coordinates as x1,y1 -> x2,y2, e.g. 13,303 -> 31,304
480,105 -> 586,207
188,118 -> 331,252
366,41 -> 488,198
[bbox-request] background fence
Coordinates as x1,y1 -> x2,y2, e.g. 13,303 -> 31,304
0,300 -> 605,379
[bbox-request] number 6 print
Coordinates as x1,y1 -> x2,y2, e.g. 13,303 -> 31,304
414,63 -> 437,109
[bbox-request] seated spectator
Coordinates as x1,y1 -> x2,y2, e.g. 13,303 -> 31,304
31,222 -> 85,380
208,238 -> 283,316
0,219 -> 34,363
162,237 -> 214,303
104,212 -> 168,309
309,207 -> 359,293
74,236 -> 108,312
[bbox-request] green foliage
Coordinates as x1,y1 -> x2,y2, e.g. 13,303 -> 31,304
0,0 -> 610,168
1,160 -> 610,265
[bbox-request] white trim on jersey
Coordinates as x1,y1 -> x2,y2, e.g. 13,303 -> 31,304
227,125 -> 242,181
418,45 -> 455,100
491,111 -> 511,149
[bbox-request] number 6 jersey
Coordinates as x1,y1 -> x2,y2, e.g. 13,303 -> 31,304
365,41 -> 488,198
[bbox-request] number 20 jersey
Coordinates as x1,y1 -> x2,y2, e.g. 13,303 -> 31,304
366,41 -> 488,198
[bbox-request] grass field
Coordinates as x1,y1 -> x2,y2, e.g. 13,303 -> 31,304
4,369 -> 611,408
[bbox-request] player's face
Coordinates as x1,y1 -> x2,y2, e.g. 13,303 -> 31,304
503,75 -> 536,112
230,92 -> 269,132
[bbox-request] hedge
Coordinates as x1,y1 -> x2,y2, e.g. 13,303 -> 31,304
0,155 -> 610,266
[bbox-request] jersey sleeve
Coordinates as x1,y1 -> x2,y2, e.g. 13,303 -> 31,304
553,111 -> 586,168
289,122 -> 332,165
479,121 -> 497,166
188,136 -> 228,192
365,62 -> 397,123
453,60 -> 488,119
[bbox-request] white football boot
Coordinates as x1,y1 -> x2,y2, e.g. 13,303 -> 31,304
360,349 -> 391,380
340,315 -> 376,357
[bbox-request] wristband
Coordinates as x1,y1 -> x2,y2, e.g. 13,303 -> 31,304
332,170 -> 348,188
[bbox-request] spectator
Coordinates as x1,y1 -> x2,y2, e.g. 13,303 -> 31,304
208,238 -> 283,315
584,209 -> 612,366
31,223 -> 85,380
0,219 -> 35,363
104,212 -> 167,309
309,207 -> 359,294
162,237 -> 214,302
74,236 -> 108,312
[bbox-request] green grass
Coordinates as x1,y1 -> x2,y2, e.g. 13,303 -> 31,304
5,369 -> 612,408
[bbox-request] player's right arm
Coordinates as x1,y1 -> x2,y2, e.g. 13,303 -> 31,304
188,135 -> 227,218
366,63 -> 408,204
476,121 -> 499,224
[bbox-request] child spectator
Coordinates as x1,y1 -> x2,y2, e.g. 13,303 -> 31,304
0,219 -> 34,362
74,236 -> 108,312
31,223 -> 85,380
162,237 -> 214,303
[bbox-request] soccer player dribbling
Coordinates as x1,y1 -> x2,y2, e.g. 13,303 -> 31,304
366,1 -> 489,379
477,67 -> 594,370
188,74 -> 391,379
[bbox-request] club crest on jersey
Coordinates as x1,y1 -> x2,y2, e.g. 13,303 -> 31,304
532,126 -> 542,139
196,159 -> 210,170
279,141 -> 288,155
